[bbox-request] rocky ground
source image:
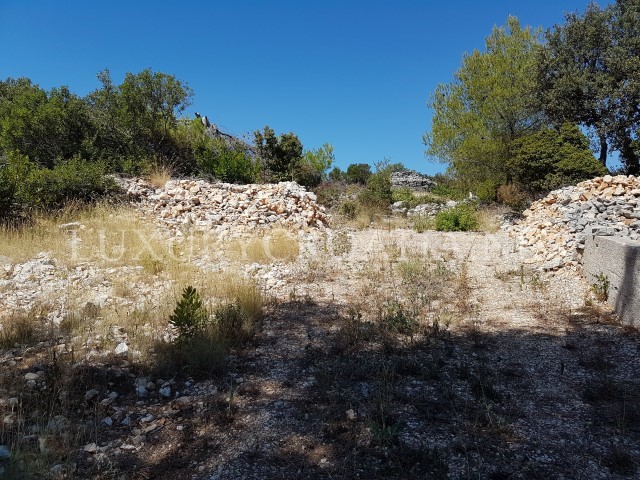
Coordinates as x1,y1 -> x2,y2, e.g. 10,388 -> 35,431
0,177 -> 639,479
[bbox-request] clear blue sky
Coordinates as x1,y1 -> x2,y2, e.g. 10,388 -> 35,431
0,0 -> 611,175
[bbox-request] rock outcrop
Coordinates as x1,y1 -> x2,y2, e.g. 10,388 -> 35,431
390,171 -> 436,191
505,175 -> 640,270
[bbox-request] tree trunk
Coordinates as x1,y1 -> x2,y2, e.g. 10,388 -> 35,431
620,135 -> 640,175
598,133 -> 608,168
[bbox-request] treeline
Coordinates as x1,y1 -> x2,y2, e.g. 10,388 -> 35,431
0,69 -> 338,215
425,0 -> 640,205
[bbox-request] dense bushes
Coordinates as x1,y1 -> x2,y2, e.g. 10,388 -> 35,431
0,152 -> 116,215
435,204 -> 478,231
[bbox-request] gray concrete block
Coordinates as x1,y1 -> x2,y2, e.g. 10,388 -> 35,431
583,235 -> 640,325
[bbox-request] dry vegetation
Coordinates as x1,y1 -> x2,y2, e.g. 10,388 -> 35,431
0,203 -> 639,479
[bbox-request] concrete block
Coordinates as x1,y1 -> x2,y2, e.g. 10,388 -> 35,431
583,235 -> 640,325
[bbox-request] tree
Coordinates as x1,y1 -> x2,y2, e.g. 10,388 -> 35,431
253,125 -> 303,181
293,143 -> 335,187
538,0 -> 640,173
87,68 -> 193,167
509,123 -> 607,191
424,16 -> 544,190
345,163 -> 372,184
0,78 -> 92,167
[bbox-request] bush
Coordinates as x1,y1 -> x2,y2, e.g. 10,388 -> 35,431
194,135 -> 258,184
169,286 -> 209,339
1,152 -> 116,212
345,163 -> 372,184
497,183 -> 530,211
213,303 -> 254,347
435,204 -> 478,231
339,199 -> 360,219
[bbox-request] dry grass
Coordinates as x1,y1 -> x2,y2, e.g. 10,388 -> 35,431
224,229 -> 300,264
146,164 -> 173,189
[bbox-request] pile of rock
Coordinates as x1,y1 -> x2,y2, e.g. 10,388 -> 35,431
117,177 -> 329,238
390,170 -> 436,191
391,200 -> 458,216
505,175 -> 640,270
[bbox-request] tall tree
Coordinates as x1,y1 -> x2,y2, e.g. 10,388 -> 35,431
424,17 -> 544,190
538,0 -> 640,173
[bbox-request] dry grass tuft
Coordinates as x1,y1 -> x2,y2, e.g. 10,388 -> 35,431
147,164 -> 173,189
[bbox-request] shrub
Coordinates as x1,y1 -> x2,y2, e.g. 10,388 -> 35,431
19,156 -> 115,209
391,187 -> 417,205
169,286 -> 209,339
213,303 -> 254,347
2,152 -> 116,211
497,183 -> 530,211
435,204 -> 478,231
339,199 -> 360,219
195,137 -> 258,184
510,123 -> 608,192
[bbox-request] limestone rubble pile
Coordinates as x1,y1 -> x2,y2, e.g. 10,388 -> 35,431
116,177 -> 330,238
505,175 -> 640,270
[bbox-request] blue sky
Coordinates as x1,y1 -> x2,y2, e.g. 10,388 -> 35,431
0,0 -> 611,174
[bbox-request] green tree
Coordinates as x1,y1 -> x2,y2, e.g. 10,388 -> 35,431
87,68 -> 193,169
509,123 -> 608,191
253,125 -> 303,181
293,143 -> 335,187
328,166 -> 345,181
424,16 -> 544,190
538,0 -> 640,173
345,163 -> 372,184
0,78 -> 92,167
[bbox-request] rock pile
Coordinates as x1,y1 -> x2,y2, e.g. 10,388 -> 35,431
390,170 -> 436,191
505,175 -> 640,270
117,177 -> 329,238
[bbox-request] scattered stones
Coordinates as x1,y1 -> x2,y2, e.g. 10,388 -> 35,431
505,175 -> 640,269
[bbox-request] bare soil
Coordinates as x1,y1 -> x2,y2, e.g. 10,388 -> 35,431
3,228 -> 640,479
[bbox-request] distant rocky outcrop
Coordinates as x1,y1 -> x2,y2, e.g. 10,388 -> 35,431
390,170 -> 436,191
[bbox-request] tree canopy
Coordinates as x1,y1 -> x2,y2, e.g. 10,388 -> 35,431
425,16 -> 544,192
537,0 -> 640,173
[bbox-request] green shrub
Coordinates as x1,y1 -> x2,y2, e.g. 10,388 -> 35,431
18,156 -> 115,209
195,137 -> 258,184
475,179 -> 499,203
213,303 -> 254,347
169,286 -> 209,339
510,123 -> 608,192
339,199 -> 360,219
345,163 -> 372,184
391,187 -> 417,205
435,204 -> 478,231
2,152 -> 115,211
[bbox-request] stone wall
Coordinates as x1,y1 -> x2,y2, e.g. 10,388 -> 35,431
390,171 -> 436,191
583,234 -> 640,325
